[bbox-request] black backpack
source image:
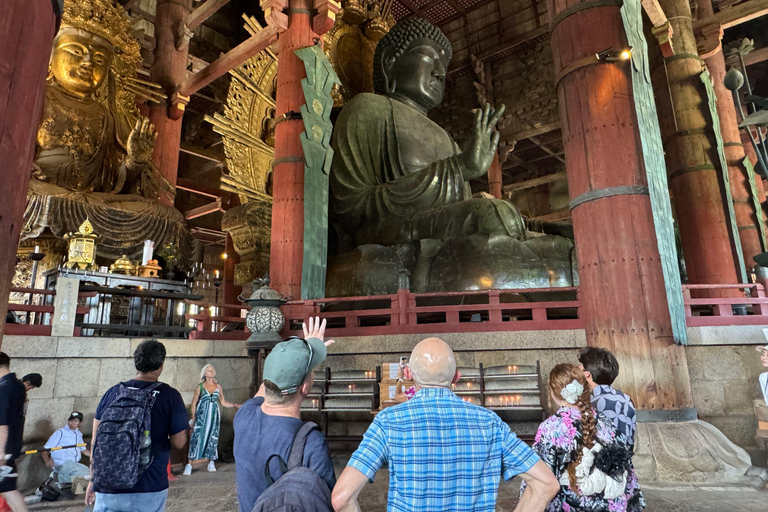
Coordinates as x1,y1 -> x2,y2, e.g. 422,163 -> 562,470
92,382 -> 161,491
251,422 -> 333,512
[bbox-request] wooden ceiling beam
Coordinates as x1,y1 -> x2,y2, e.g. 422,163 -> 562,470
692,0 -> 768,30
506,122 -> 562,142
186,0 -> 232,31
502,170 -> 568,193
184,198 -> 224,220
529,135 -> 566,164
504,152 -> 543,176
180,142 -> 223,163
179,26 -> 278,97
176,179 -> 222,199
744,46 -> 768,66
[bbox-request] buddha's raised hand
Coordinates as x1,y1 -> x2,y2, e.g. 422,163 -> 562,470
126,118 -> 157,166
460,103 -> 505,180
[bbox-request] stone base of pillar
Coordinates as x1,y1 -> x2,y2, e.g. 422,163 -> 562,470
634,420 -> 767,485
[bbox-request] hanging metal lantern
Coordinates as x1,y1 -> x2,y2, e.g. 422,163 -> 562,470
240,273 -> 287,349
63,219 -> 98,270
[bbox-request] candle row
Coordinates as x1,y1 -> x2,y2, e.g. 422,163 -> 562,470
507,365 -> 518,374
348,384 -> 356,392
489,396 -> 522,407
364,371 -> 374,379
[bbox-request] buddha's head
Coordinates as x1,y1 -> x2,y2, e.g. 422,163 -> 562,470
51,27 -> 113,97
373,17 -> 453,112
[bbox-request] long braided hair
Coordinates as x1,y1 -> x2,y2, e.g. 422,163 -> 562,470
548,363 -> 597,493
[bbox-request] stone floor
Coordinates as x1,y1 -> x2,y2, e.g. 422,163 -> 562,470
26,457 -> 768,512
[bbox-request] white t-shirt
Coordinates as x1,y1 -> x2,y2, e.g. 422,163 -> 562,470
760,372 -> 768,407
44,425 -> 85,466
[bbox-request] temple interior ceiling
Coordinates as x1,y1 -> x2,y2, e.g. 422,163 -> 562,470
114,0 -> 768,238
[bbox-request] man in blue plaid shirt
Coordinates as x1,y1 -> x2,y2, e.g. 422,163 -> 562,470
332,338 -> 558,512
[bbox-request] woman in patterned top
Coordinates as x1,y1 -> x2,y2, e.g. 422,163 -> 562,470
522,364 -> 645,512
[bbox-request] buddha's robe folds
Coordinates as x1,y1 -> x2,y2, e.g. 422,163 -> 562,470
330,93 -> 526,247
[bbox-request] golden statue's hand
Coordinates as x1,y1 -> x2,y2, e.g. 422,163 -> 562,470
126,118 -> 157,166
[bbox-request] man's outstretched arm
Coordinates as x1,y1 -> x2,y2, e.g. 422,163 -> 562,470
514,460 -> 559,512
331,466 -> 369,512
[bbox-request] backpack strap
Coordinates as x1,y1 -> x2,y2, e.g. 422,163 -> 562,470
286,422 -> 320,471
262,421 -> 321,487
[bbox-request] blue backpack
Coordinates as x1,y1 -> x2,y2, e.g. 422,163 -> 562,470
251,422 -> 333,512
92,382 -> 161,491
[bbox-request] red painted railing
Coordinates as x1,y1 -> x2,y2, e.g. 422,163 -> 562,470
5,287 -> 93,336
184,301 -> 248,340
282,287 -> 582,337
7,283 -> 768,339
682,283 -> 768,327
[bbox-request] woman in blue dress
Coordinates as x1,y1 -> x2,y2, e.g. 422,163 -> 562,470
183,364 -> 240,475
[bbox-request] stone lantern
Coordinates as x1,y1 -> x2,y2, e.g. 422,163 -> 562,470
240,273 -> 287,350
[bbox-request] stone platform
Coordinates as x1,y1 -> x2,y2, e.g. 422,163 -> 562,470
26,459 -> 767,512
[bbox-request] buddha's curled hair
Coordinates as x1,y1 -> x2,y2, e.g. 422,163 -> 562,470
373,16 -> 453,94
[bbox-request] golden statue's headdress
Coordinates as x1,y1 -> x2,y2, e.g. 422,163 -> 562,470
61,0 -> 141,67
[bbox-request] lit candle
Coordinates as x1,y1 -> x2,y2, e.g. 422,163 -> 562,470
348,384 -> 353,392
34,245 -> 40,254
508,365 -> 512,374
215,270 -> 220,278
517,395 -> 522,406
513,365 -> 518,374
467,381 -> 471,389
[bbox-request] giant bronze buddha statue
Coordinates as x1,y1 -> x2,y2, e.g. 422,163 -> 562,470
326,17 -> 576,295
22,0 -> 198,264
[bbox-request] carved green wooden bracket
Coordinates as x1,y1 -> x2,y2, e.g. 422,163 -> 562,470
294,44 -> 341,300
701,69 -> 748,284
620,0 -> 687,345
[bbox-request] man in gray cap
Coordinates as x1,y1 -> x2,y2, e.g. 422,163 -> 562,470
233,317 -> 336,512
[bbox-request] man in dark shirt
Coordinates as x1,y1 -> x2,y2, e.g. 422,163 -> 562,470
0,352 -> 28,512
85,340 -> 188,512
578,347 -> 637,445
234,317 -> 337,512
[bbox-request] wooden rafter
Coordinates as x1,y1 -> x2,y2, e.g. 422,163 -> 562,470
529,136 -> 566,164
692,0 -> 768,30
745,46 -> 768,66
502,171 -> 568,193
450,26 -> 550,74
176,178 -> 222,199
179,26 -> 279,97
184,198 -> 225,220
186,0 -> 232,31
179,142 -> 223,163
504,152 -> 542,175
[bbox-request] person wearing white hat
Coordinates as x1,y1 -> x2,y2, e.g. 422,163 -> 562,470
757,345 -> 768,406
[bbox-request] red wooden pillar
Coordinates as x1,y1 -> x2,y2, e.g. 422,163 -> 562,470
697,0 -> 765,268
549,0 -> 693,411
653,0 -> 740,290
149,0 -> 193,206
0,0 -> 58,348
487,154 -> 503,199
268,0 -> 318,299
222,234 -> 242,315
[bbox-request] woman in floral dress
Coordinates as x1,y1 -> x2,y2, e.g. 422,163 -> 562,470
522,363 -> 645,512
183,364 -> 240,475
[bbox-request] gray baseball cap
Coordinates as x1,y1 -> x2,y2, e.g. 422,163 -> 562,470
263,337 -> 327,394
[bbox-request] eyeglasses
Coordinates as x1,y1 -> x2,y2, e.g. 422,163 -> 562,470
281,337 -> 314,395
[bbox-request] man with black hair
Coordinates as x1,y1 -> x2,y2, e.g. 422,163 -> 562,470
578,347 -> 637,445
20,374 -> 42,392
85,340 -> 187,512
0,352 -> 28,512
233,317 -> 337,512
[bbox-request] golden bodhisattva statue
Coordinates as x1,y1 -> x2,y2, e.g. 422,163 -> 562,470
23,0 -> 198,264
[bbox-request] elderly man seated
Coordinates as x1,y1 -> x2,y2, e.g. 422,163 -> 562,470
42,411 -> 90,483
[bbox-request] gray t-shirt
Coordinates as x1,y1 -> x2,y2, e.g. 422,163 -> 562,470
233,396 -> 336,512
